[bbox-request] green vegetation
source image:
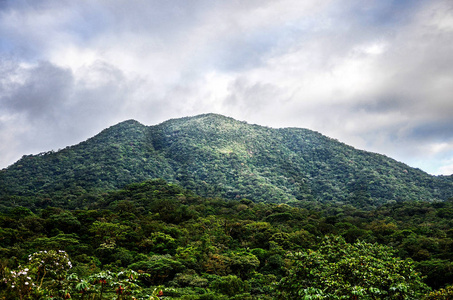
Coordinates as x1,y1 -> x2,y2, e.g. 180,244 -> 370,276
1,114 -> 452,211
2,179 -> 453,299
2,114 -> 453,298
278,236 -> 429,299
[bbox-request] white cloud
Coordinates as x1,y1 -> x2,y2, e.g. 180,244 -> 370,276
0,0 -> 453,175
438,161 -> 453,176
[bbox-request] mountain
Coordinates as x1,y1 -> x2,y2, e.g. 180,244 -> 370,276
1,113 -> 452,210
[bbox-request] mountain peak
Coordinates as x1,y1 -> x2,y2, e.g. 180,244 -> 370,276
160,113 -> 241,127
84,119 -> 147,145
117,119 -> 143,126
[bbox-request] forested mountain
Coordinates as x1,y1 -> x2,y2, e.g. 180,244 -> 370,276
2,114 -> 453,299
1,113 -> 452,211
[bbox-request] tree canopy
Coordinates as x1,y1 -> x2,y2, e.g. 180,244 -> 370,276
2,179 -> 453,299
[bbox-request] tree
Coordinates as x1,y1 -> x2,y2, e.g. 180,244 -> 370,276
277,236 -> 430,299
2,250 -> 73,299
89,221 -> 131,249
128,255 -> 184,285
424,285 -> 453,300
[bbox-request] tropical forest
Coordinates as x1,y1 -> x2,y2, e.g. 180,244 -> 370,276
1,114 -> 453,299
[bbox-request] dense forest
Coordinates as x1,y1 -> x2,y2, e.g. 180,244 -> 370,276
1,114 -> 452,211
2,114 -> 453,299
1,179 -> 453,299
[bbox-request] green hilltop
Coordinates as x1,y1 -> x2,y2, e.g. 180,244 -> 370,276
1,113 -> 452,210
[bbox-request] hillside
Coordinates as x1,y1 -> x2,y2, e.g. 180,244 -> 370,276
1,113 -> 452,210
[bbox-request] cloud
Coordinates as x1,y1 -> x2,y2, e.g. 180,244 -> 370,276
0,0 -> 452,175
0,59 -> 149,164
3,62 -> 73,118
438,160 -> 453,176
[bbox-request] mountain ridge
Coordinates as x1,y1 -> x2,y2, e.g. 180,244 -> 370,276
1,113 -> 452,210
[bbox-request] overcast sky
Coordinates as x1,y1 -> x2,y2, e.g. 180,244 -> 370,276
1,0 -> 453,175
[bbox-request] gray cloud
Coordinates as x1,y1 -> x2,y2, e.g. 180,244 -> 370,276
0,60 -> 148,165
0,0 -> 452,174
3,62 -> 73,118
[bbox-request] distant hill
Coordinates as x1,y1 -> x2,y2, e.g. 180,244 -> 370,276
1,113 -> 452,210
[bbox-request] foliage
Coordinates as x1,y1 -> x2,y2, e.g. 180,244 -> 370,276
2,114 -> 453,300
3,255 -> 145,300
277,236 -> 430,299
2,250 -> 73,299
2,179 -> 453,298
1,114 -> 452,211
424,285 -> 453,299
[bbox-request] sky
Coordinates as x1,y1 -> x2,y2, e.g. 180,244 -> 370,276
0,0 -> 453,175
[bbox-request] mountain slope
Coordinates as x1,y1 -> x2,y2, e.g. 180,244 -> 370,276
1,113 -> 452,210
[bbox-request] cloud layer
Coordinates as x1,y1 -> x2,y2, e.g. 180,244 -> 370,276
1,0 -> 452,174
